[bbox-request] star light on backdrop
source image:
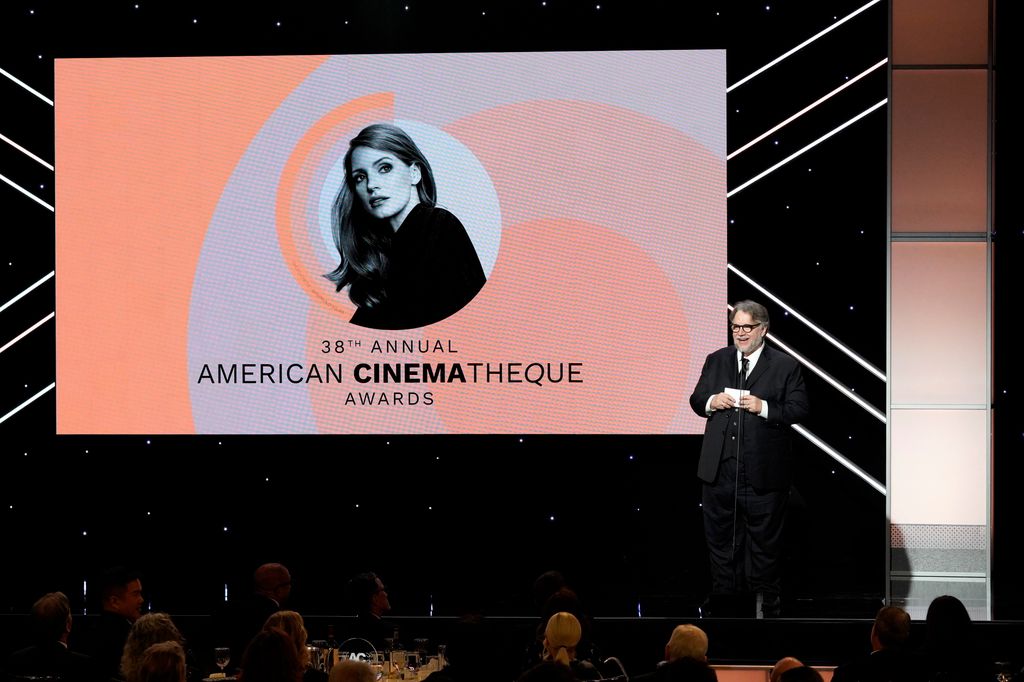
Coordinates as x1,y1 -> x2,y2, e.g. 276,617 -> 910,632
6,0 -> 1018,618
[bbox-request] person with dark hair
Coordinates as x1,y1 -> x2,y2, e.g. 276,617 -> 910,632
689,300 -> 809,617
82,566 -> 146,679
238,628 -> 304,682
421,615 -> 490,682
911,594 -> 992,682
344,572 -> 393,650
6,592 -> 95,682
325,123 -> 486,330
531,571 -> 567,613
831,606 -> 912,682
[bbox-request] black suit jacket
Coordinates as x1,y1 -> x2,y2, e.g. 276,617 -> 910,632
689,344 -> 809,489
6,642 -> 97,682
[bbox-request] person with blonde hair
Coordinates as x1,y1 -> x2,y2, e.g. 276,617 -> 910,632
263,610 -> 327,682
328,660 -> 375,682
542,612 -> 599,680
137,641 -> 187,682
665,625 -> 708,662
239,628 -> 304,682
121,613 -> 185,682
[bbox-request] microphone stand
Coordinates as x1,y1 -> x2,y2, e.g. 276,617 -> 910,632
730,357 -> 747,596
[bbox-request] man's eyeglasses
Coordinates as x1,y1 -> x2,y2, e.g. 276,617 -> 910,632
730,323 -> 761,333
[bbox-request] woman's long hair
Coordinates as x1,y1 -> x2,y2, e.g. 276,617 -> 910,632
263,610 -> 311,667
325,123 -> 437,308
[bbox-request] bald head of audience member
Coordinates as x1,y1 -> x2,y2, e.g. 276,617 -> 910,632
31,591 -> 73,644
254,563 -> 292,606
770,657 -> 803,682
870,606 -> 911,652
665,624 -> 708,662
329,660 -> 376,682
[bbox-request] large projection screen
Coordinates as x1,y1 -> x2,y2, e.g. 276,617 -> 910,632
55,51 -> 726,434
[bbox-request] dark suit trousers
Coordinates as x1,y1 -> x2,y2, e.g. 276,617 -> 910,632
702,442 -> 787,596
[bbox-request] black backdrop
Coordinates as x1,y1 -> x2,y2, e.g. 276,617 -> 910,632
1,0 -> 1018,620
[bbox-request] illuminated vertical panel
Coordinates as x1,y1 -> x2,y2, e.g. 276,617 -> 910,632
889,1 -> 991,620
891,70 -> 988,233
892,0 -> 988,65
891,242 -> 987,405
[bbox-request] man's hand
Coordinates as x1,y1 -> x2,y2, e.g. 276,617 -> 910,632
711,392 -> 736,411
739,394 -> 763,414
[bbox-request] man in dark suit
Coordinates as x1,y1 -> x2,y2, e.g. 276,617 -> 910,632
80,566 -> 146,680
6,591 -> 96,682
689,300 -> 809,617
831,606 -> 912,682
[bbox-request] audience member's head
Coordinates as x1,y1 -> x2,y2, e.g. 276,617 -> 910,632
442,615 -> 489,672
137,641 -> 187,682
517,660 -> 579,682
778,667 -> 823,682
239,627 -> 304,682
328,660 -> 375,682
31,591 -> 72,644
924,594 -> 972,650
543,612 -> 582,666
532,571 -> 567,613
263,610 -> 311,667
769,657 -> 803,682
655,657 -> 718,682
100,566 -> 145,621
871,606 -> 911,651
121,613 -> 185,682
346,573 -> 390,618
540,588 -> 582,622
254,563 -> 292,606
665,624 -> 708,662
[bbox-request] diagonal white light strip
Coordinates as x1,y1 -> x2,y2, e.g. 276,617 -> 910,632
0,172 -> 54,211
0,271 -> 54,314
1,131 -> 55,170
727,99 -> 888,197
0,66 -> 54,106
767,330 -> 885,423
0,312 -> 55,356
728,58 -> 888,160
727,0 -> 883,92
793,424 -> 886,495
0,382 -> 55,426
729,265 -> 887,381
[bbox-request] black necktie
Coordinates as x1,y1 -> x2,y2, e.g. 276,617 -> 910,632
740,357 -> 749,386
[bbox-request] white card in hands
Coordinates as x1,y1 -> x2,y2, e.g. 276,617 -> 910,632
725,387 -> 749,402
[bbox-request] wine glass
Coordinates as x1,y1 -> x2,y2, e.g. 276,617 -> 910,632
214,647 -> 231,675
391,650 -> 407,678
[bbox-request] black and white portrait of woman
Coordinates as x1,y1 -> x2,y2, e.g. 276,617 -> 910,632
324,123 -> 487,330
